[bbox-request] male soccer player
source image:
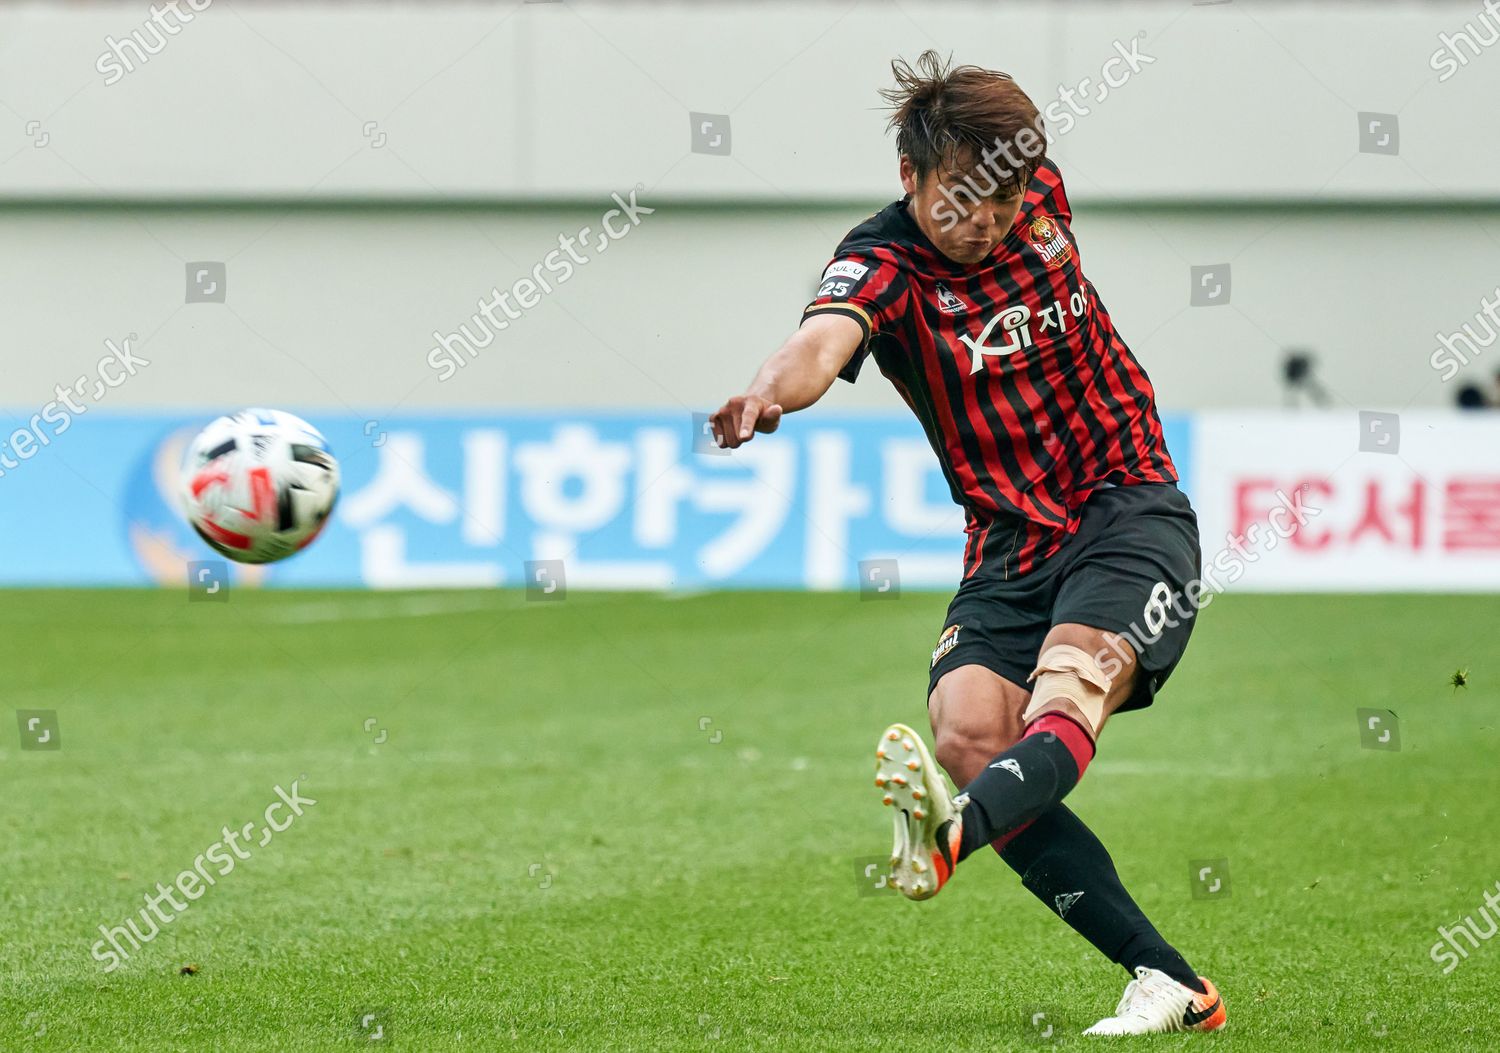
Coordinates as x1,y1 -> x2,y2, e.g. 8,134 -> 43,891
710,52 -> 1226,1036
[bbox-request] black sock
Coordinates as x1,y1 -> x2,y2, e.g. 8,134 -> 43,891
997,804 -> 1206,995
956,716 -> 1092,861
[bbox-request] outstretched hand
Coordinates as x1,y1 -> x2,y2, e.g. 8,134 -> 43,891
709,395 -> 783,449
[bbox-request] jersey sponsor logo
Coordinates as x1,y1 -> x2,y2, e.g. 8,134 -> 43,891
1025,216 -> 1073,270
990,757 -> 1025,781
935,282 -> 968,315
1054,891 -> 1085,917
930,624 -> 961,668
823,259 -> 870,282
959,304 -> 1035,373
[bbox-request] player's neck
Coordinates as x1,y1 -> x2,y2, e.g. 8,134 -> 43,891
900,196 -> 944,256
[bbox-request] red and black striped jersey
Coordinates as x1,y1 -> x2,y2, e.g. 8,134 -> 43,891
802,158 -> 1178,579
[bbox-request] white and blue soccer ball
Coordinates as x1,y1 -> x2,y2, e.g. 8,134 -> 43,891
181,409 -> 340,565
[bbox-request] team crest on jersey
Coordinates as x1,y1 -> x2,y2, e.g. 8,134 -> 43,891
1025,216 -> 1072,270
931,624 -> 962,668
935,282 -> 968,315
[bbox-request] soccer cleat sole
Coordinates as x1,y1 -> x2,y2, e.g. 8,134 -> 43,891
874,723 -> 956,900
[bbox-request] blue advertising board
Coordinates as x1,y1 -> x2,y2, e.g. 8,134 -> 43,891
0,410 -> 1191,589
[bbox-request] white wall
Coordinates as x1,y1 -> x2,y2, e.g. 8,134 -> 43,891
1,1 -> 1496,202
2,1 -> 1498,412
3,201 -> 1495,413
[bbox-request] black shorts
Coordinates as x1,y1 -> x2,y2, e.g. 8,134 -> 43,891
928,483 -> 1201,713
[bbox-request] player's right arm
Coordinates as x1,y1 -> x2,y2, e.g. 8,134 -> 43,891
710,313 -> 862,449
712,251 -> 909,449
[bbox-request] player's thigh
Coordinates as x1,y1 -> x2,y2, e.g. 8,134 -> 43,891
927,664 -> 1031,785
924,573 -> 1056,786
1052,483 -> 1202,716
925,569 -> 1056,783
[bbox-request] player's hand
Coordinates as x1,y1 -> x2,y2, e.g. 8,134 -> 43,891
710,395 -> 783,449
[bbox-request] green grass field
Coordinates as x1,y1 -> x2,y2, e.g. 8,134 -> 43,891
2,589 -> 1497,1050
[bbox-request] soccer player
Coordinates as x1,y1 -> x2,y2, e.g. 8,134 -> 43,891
709,52 -> 1226,1037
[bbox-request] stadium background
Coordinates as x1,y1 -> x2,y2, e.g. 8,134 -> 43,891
3,0 -> 1498,593
5,4 -> 1500,1051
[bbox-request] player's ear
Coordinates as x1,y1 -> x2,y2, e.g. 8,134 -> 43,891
899,155 -> 919,195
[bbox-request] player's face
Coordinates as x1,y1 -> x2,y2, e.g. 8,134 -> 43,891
901,156 -> 1025,266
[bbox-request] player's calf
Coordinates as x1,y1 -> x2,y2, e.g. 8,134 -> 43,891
947,642 -> 1114,859
953,711 -> 1095,860
880,639 -> 1123,894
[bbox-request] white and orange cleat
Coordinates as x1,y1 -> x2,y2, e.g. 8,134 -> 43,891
1082,967 -> 1227,1036
873,722 -> 965,901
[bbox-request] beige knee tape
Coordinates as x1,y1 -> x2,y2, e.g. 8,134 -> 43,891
1021,644 -> 1113,738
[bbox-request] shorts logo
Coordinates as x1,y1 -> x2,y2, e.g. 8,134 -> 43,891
1054,891 -> 1085,918
823,259 -> 869,282
931,624 -> 961,669
1143,581 -> 1172,636
1025,216 -> 1072,270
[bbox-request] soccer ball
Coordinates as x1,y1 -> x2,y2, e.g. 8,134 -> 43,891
181,409 -> 340,565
